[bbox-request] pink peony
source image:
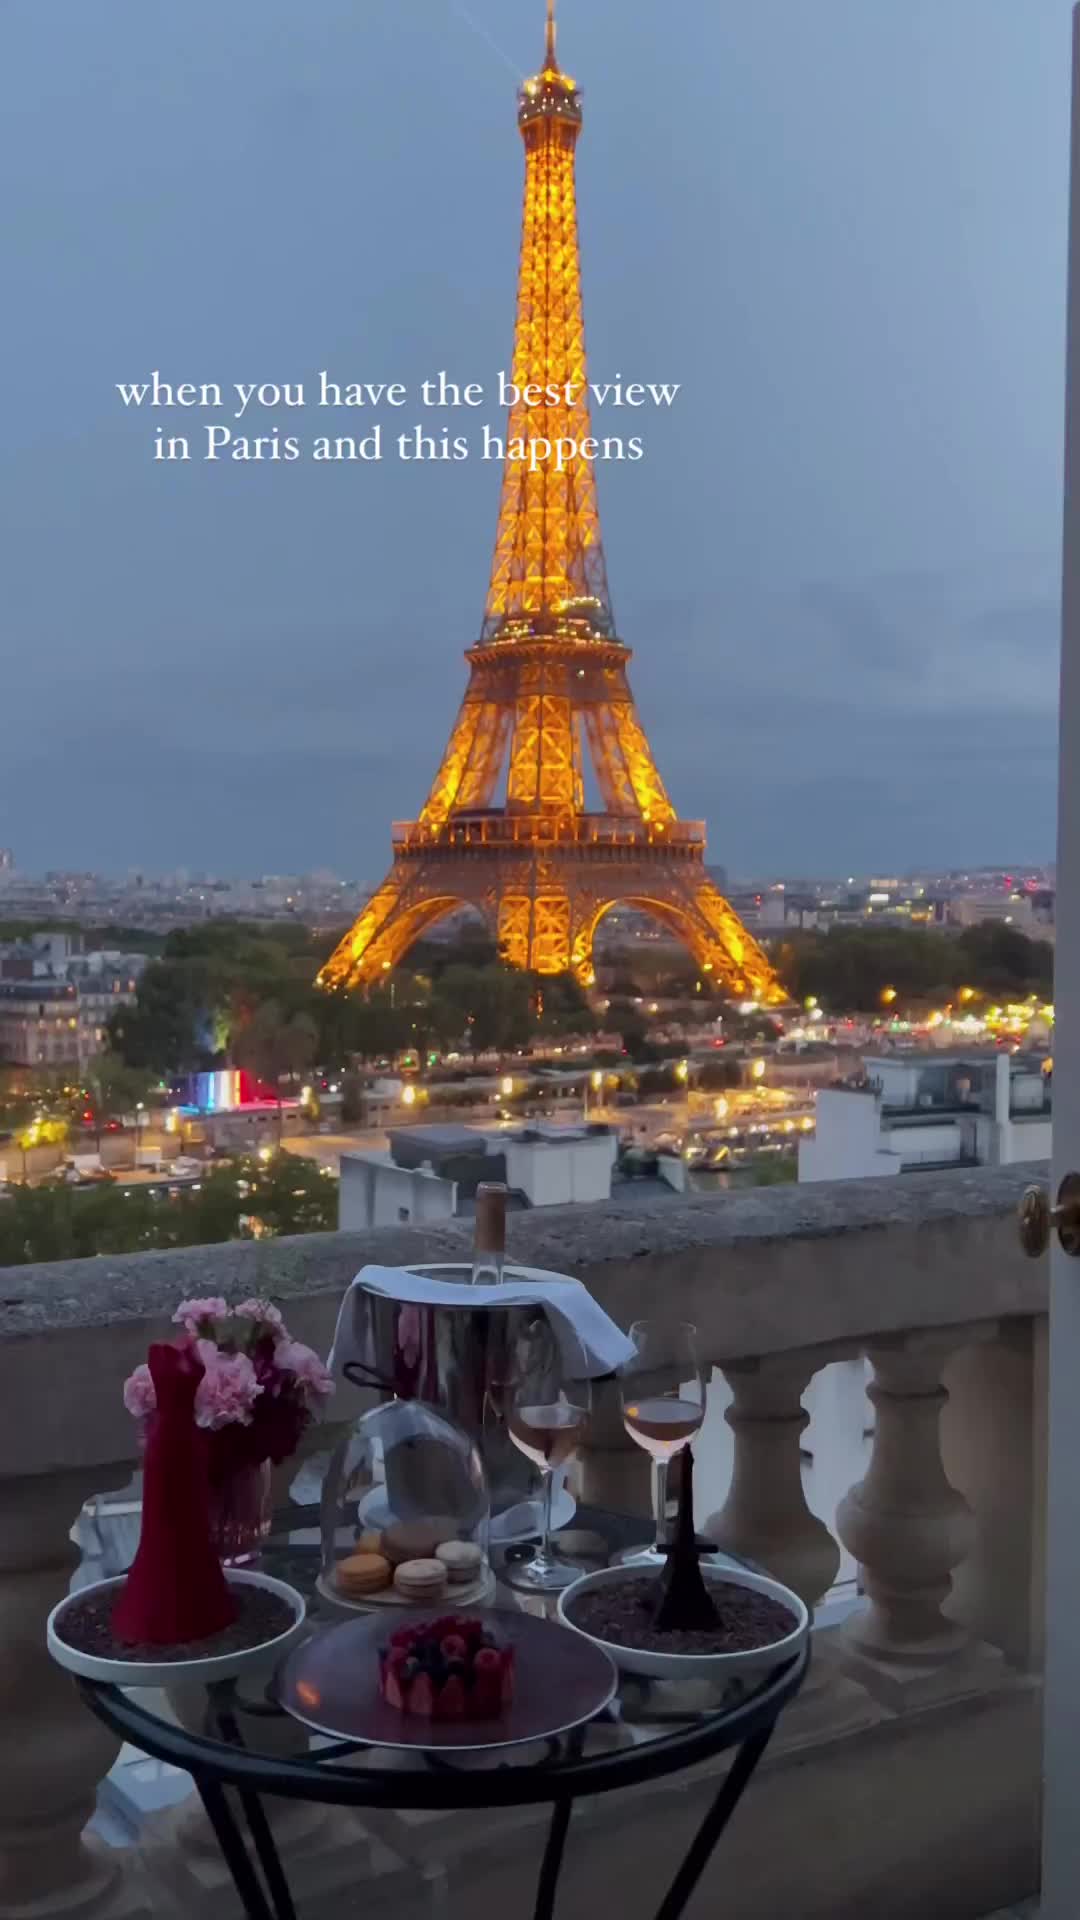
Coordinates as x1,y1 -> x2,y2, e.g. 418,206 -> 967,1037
274,1339 -> 335,1403
194,1350 -> 262,1430
234,1298 -> 286,1336
173,1296 -> 230,1336
123,1363 -> 157,1419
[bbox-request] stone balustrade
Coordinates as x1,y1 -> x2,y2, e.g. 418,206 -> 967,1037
0,1162 -> 1049,1920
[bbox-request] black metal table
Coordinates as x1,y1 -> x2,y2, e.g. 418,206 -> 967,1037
76,1513 -> 809,1920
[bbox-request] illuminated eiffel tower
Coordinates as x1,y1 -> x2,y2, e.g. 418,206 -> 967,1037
319,2 -> 782,1002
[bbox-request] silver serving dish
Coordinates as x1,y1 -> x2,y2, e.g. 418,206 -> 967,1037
342,1262 -> 581,1517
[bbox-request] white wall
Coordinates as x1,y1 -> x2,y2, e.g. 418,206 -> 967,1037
867,1059 -> 921,1106
338,1152 -> 458,1230
799,1090 -> 894,1183
883,1121 -> 963,1168
503,1131 -> 616,1206
1000,1117 -> 1053,1164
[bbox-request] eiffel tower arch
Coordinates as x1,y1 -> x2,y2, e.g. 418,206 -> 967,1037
319,2 -> 784,1007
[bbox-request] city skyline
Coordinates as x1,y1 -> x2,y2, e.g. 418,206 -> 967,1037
1,0 -> 1070,878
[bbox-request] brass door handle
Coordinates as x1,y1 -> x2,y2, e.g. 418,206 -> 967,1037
1019,1173 -> 1080,1257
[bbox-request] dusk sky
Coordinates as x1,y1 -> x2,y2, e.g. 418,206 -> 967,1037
1,0 -> 1071,882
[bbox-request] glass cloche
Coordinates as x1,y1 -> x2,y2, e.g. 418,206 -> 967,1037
319,1400 -> 493,1609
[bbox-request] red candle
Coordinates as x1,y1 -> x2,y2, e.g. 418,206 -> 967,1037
111,1342 -> 238,1646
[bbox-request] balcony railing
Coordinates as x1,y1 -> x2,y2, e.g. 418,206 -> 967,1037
391,812 -> 707,853
0,1162 -> 1048,1919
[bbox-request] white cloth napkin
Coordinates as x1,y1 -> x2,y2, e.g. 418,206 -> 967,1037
329,1263 -> 635,1380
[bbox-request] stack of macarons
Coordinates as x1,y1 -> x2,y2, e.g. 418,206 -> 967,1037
333,1515 -> 485,1605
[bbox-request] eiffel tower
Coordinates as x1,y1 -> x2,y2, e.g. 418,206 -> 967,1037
318,2 -> 783,1004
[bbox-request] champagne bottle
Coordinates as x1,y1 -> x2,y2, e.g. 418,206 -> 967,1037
471,1181 -> 507,1285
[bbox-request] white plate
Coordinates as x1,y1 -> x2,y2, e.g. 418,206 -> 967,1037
315,1564 -> 496,1615
356,1478 -> 576,1547
47,1569 -> 307,1688
489,1482 -> 577,1544
556,1564 -> 809,1684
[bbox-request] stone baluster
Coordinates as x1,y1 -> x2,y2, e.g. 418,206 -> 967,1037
577,1373 -> 651,1519
0,1467 -> 148,1920
703,1355 -> 841,1611
836,1337 -> 976,1678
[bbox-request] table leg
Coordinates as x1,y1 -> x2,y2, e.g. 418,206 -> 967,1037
209,1699 -> 300,1920
532,1723 -> 585,1920
195,1778 -> 278,1920
534,1796 -> 574,1920
236,1787 -> 300,1920
650,1725 -> 774,1920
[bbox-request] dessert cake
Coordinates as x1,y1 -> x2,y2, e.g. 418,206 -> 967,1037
378,1616 -> 514,1721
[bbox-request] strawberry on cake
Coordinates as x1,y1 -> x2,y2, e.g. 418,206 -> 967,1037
378,1616 -> 515,1722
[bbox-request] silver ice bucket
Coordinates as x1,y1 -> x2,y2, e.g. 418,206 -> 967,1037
341,1262 -> 584,1515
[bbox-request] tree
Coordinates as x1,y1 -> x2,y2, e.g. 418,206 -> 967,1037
232,1001 -> 318,1139
532,971 -> 593,1038
109,922 -> 325,1075
771,923 -> 1054,1013
605,997 -> 649,1049
82,1055 -> 158,1150
953,922 -> 1053,997
0,1072 -> 38,1137
244,1152 -> 337,1236
0,1150 -> 338,1266
425,963 -> 533,1054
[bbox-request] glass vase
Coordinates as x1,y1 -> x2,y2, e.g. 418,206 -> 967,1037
208,1459 -> 272,1566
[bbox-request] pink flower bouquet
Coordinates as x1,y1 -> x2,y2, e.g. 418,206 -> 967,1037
123,1296 -> 334,1484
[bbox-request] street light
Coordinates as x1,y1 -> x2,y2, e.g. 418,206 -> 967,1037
134,1101 -> 145,1169
584,1068 -> 603,1119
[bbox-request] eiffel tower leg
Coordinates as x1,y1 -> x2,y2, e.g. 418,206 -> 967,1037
676,877 -> 784,1003
496,859 -> 575,975
565,874 -> 783,1005
317,864 -> 494,991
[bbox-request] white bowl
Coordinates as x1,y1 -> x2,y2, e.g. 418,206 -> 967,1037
47,1568 -> 307,1688
556,1563 -> 809,1683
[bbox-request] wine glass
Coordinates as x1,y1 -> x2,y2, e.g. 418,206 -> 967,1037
501,1317 -> 591,1593
619,1320 -> 706,1565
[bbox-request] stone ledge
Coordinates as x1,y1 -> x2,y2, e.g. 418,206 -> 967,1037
0,1161 -> 1046,1337
0,1163 -> 1048,1478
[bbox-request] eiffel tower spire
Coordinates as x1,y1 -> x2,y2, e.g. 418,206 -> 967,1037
481,5 -> 611,646
317,7 -> 784,1003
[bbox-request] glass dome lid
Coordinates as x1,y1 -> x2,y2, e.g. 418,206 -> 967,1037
320,1399 -> 490,1588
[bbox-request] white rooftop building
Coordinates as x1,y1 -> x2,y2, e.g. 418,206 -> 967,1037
799,1050 -> 1051,1183
339,1120 -> 619,1230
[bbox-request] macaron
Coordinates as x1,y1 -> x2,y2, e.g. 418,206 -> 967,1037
393,1558 -> 450,1603
335,1552 -> 392,1598
435,1539 -> 483,1585
383,1519 -> 457,1565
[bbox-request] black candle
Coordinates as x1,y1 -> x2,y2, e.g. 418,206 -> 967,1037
653,1444 -> 721,1633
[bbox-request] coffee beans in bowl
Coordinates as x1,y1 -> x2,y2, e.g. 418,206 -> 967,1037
557,1565 -> 808,1683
